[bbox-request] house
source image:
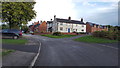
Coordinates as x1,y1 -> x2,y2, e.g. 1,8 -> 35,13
47,15 -> 86,33
86,22 -> 108,34
29,21 -> 47,33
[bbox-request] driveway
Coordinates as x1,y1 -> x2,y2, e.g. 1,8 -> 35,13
30,35 -> 118,66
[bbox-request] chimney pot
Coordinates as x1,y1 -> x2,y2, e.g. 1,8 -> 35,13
51,19 -> 52,21
68,16 -> 71,20
81,18 -> 83,22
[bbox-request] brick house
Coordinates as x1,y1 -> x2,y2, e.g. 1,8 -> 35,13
29,21 -> 47,33
86,22 -> 108,34
39,21 -> 47,33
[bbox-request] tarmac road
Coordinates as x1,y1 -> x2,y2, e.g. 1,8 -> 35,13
30,35 -> 118,66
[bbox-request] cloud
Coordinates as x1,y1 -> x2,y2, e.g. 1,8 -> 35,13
73,0 -> 119,2
28,0 -> 118,26
28,0 -> 77,25
82,2 -> 96,6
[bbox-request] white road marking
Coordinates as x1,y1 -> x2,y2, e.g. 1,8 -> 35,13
99,44 -> 118,50
29,40 -> 41,68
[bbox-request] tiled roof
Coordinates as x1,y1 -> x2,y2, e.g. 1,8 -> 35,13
47,21 -> 53,23
56,18 -> 85,24
34,24 -> 40,27
86,22 -> 107,28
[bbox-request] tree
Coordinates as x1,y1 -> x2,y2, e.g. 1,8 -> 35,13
1,24 -> 9,29
2,2 -> 36,29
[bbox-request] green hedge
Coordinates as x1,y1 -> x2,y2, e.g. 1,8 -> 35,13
92,31 -> 120,41
52,32 -> 62,36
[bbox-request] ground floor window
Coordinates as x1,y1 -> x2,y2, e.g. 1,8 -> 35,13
60,27 -> 63,30
81,29 -> 84,31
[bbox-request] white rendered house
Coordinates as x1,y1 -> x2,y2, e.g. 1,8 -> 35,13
47,15 -> 86,33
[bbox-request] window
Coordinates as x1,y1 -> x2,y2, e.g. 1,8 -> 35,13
66,28 -> 67,31
60,27 -> 63,30
82,25 -> 84,27
76,29 -> 77,31
81,29 -> 84,31
76,24 -> 77,27
60,23 -> 63,25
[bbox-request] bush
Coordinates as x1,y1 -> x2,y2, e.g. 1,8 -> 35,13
92,31 -> 119,41
79,32 -> 86,34
92,31 -> 108,38
52,32 -> 62,36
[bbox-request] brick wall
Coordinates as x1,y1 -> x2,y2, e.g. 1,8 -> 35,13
86,23 -> 108,33
39,21 -> 47,32
86,23 -> 92,33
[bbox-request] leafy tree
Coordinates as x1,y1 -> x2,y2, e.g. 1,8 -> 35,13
1,24 -> 9,29
2,2 -> 36,29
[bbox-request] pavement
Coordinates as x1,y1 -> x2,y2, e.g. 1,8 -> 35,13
2,51 -> 36,66
2,35 -> 40,66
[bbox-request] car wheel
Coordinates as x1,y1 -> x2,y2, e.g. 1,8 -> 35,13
13,36 -> 18,39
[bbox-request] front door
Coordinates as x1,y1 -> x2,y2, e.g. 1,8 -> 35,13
68,28 -> 70,33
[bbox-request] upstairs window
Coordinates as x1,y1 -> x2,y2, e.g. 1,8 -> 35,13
82,25 -> 84,27
60,23 -> 63,25
76,24 -> 77,27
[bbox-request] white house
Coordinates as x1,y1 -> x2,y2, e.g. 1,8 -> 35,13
47,15 -> 86,33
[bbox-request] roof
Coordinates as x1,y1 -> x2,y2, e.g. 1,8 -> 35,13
34,23 -> 40,27
47,21 -> 53,23
86,22 -> 107,28
86,22 -> 99,26
56,18 -> 85,24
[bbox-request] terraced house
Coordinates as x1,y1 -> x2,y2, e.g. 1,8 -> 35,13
29,21 -> 47,33
47,15 -> 86,33
86,22 -> 108,34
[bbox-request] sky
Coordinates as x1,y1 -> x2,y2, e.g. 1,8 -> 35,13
28,0 -> 118,26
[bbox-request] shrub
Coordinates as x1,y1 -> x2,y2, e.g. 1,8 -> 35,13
92,31 -> 119,41
52,32 -> 62,36
79,32 -> 86,34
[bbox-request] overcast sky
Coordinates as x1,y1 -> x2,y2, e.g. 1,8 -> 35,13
28,0 -> 118,26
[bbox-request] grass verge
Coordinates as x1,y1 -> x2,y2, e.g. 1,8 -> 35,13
0,49 -> 15,56
1,39 -> 27,45
41,34 -> 76,38
74,35 -> 118,43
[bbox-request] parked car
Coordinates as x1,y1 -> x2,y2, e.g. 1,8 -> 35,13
1,29 -> 22,39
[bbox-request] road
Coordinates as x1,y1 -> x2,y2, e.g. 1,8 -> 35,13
30,35 -> 118,66
2,35 -> 118,66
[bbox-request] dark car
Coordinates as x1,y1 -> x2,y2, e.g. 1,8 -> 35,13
1,29 -> 22,39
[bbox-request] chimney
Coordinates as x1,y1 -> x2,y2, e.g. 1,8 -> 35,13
40,20 -> 42,23
81,18 -> 83,22
51,19 -> 52,21
54,15 -> 56,18
68,16 -> 71,20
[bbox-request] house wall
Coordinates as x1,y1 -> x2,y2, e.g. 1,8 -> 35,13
86,23 -> 108,33
86,23 -> 92,33
39,21 -> 47,32
57,22 -> 86,33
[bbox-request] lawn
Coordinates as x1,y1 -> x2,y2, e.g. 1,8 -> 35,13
1,39 -> 27,45
0,49 -> 15,56
74,35 -> 118,43
41,34 -> 76,38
